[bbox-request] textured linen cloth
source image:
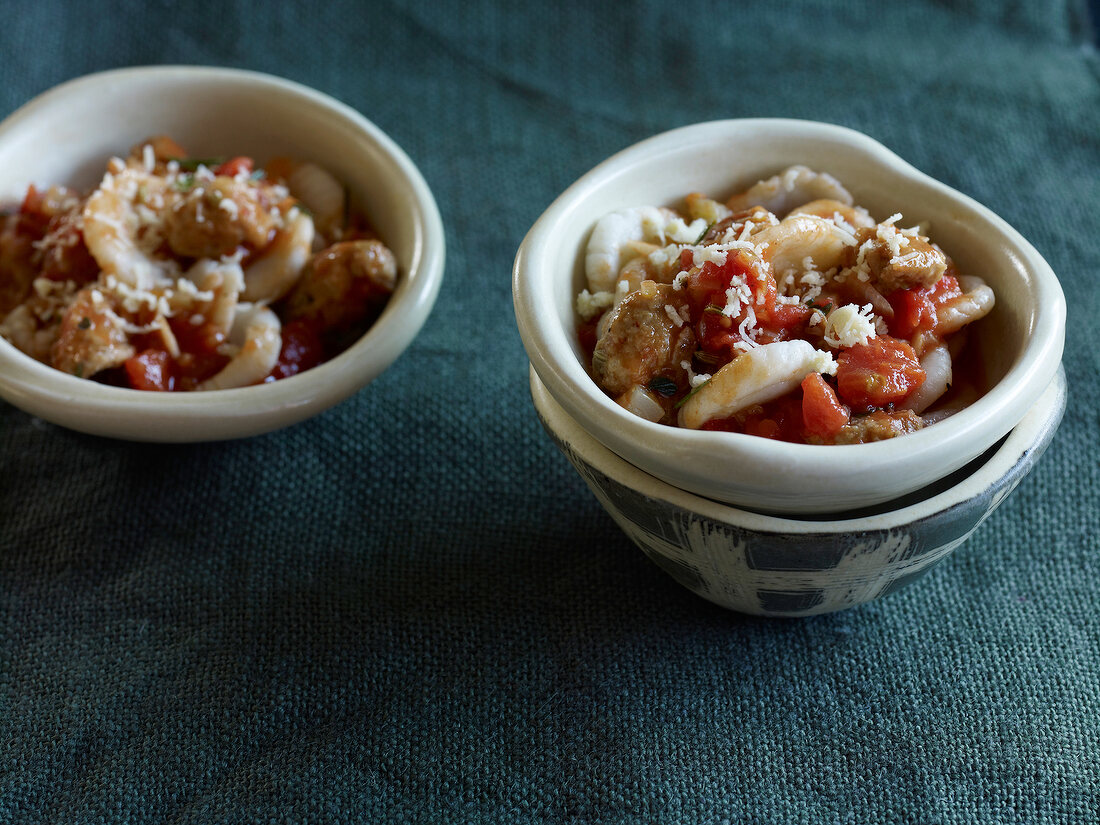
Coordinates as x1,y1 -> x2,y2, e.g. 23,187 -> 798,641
2,1 -> 1098,823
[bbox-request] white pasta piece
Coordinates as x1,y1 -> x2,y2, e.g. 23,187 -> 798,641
183,258 -> 245,335
935,275 -> 995,335
754,213 -> 857,277
678,340 -> 837,429
286,161 -> 346,238
242,210 -> 314,302
585,206 -> 704,293
196,304 -> 282,391
727,166 -> 853,216
82,167 -> 176,290
790,198 -> 876,230
901,343 -> 952,414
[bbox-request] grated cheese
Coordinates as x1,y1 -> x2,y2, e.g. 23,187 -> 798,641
823,303 -> 877,348
664,217 -> 708,244
647,243 -> 681,270
576,288 -> 615,320
722,279 -> 751,318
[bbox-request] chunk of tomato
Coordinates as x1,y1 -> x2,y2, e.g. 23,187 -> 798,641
887,273 -> 963,339
124,349 -> 178,391
836,336 -> 925,410
801,372 -> 849,439
685,252 -> 811,357
699,393 -> 804,442
214,156 -> 254,177
887,288 -> 935,339
266,319 -> 324,381
169,317 -> 229,386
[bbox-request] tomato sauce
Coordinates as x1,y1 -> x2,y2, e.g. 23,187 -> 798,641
576,169 -> 996,443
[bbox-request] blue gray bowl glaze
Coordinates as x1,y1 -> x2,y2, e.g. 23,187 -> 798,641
531,366 -> 1066,617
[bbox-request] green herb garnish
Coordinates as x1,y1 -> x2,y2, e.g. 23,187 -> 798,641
674,379 -> 709,410
703,303 -> 725,315
77,317 -> 91,330
173,173 -> 196,192
647,376 -> 679,398
73,363 -> 84,379
172,157 -> 225,172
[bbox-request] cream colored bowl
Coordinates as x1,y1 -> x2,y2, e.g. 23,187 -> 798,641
0,66 -> 445,441
514,119 -> 1065,514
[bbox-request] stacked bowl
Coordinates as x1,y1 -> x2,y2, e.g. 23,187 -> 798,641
513,120 -> 1065,616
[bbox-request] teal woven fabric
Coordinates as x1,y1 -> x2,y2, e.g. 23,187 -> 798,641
2,1 -> 1098,822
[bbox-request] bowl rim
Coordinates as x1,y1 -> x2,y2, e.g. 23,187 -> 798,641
0,65 -> 445,439
513,118 -> 1066,511
531,362 -> 1066,534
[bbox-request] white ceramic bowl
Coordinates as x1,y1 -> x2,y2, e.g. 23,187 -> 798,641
0,66 -> 445,441
513,119 -> 1065,514
532,364 -> 1066,617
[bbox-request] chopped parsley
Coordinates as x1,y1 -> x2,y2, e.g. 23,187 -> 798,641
173,173 -> 196,192
674,379 -> 709,410
172,157 -> 225,172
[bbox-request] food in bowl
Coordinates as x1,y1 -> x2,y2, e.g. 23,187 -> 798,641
576,165 -> 994,444
0,136 -> 395,391
514,120 -> 1063,512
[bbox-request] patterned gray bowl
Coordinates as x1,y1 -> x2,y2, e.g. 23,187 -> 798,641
531,365 -> 1066,617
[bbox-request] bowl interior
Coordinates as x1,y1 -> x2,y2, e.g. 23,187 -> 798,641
516,119 -> 1065,512
0,66 -> 444,441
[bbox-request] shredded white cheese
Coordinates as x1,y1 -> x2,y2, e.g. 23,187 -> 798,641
664,304 -> 686,327
824,303 -> 877,348
664,217 -> 707,243
647,243 -> 681,270
680,359 -> 711,388
576,289 -> 615,321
